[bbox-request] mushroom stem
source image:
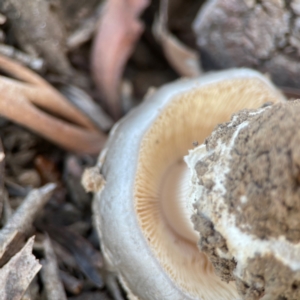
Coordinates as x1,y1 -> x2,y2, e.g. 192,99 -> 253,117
160,159 -> 197,243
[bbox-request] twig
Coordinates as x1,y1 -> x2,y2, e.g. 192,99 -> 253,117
0,183 -> 56,263
0,55 -> 106,154
60,85 -> 113,132
0,44 -> 44,71
59,270 -> 83,295
153,0 -> 202,77
44,225 -> 104,288
67,4 -> 104,51
40,235 -> 67,300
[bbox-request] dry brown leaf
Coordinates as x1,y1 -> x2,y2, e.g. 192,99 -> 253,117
91,0 -> 149,120
153,0 -> 201,78
0,237 -> 41,300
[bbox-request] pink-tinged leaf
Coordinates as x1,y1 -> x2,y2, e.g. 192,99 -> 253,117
91,0 -> 149,120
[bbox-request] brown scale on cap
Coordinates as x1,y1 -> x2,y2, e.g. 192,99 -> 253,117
191,100 -> 300,300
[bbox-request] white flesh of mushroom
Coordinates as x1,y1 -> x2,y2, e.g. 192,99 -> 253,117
93,69 -> 285,300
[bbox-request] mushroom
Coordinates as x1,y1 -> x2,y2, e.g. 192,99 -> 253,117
92,69 -> 285,300
186,99 -> 300,300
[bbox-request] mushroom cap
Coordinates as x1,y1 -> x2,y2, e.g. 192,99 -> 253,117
186,100 -> 300,299
93,69 -> 285,300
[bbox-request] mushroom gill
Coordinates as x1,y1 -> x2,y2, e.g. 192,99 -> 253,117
94,69 -> 285,300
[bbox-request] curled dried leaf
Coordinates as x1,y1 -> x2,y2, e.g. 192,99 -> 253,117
0,237 -> 41,300
91,0 -> 149,120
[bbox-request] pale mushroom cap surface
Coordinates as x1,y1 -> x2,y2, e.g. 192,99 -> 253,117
186,100 -> 300,299
93,69 -> 285,300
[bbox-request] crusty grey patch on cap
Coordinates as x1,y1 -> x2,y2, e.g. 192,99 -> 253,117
204,100 -> 300,242
236,254 -> 300,300
192,211 -> 236,283
191,99 -> 300,299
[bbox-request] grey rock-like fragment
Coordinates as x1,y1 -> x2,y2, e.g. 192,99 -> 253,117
187,100 -> 300,299
193,0 -> 300,87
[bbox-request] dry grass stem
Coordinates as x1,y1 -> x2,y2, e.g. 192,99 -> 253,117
0,55 -> 106,154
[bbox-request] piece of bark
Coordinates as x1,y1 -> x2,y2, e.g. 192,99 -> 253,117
40,235 -> 67,300
0,183 -> 56,265
0,0 -> 71,76
0,237 -> 41,300
193,0 -> 300,87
